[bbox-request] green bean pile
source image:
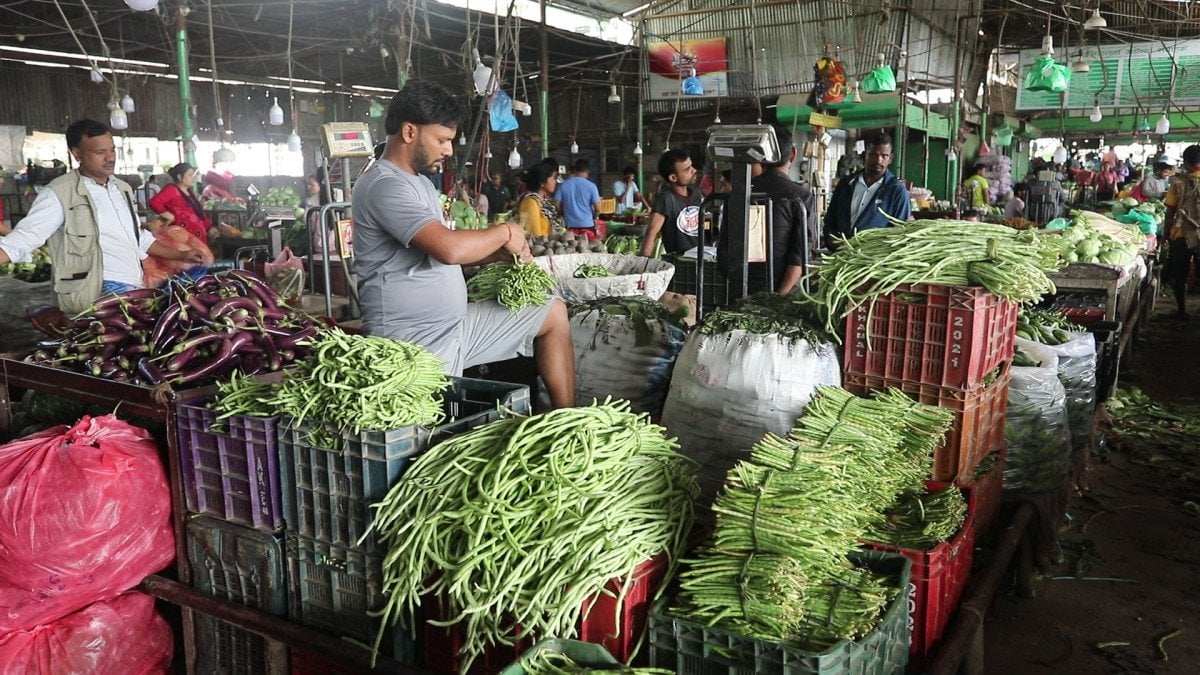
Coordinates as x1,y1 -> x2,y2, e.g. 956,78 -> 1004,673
699,292 -> 832,343
467,260 -> 557,312
271,328 -> 449,434
1017,307 -> 1082,345
573,263 -> 612,278
210,370 -> 278,420
862,487 -> 968,550
365,400 -> 697,671
807,220 -> 1066,338
518,649 -> 673,674
675,386 -> 953,647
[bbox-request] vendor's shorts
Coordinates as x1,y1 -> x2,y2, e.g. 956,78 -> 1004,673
441,299 -> 559,375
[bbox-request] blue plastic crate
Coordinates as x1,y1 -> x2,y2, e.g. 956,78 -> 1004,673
278,377 -> 530,552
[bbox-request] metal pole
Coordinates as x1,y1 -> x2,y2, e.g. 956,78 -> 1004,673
540,0 -> 549,158
637,19 -> 646,189
175,6 -> 196,167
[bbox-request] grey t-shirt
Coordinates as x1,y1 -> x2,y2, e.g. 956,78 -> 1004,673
353,159 -> 467,354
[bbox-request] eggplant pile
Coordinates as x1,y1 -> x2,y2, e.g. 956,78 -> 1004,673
27,270 -> 318,388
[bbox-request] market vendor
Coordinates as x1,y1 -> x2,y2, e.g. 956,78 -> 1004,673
0,119 -> 205,314
1161,144 -> 1200,321
962,163 -> 990,209
639,148 -> 701,257
148,162 -> 210,243
1138,161 -> 1173,201
822,132 -> 910,248
352,80 -> 575,407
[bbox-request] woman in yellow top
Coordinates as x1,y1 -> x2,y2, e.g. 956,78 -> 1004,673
517,162 -> 560,236
962,163 -> 990,208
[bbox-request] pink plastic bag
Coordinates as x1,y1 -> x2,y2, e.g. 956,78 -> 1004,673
0,415 -> 175,634
263,246 -> 305,300
0,592 -> 173,675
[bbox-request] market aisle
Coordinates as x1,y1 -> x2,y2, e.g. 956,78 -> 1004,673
983,289 -> 1200,673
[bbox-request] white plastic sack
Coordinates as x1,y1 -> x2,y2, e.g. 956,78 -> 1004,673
1017,333 -> 1097,454
1005,341 -> 1073,494
534,253 -> 675,304
661,330 -> 841,510
569,309 -> 686,417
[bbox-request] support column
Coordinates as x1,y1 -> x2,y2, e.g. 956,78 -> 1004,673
540,0 -> 549,158
175,6 -> 196,167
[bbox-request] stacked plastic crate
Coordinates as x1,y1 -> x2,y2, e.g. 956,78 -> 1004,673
841,283 -> 1017,666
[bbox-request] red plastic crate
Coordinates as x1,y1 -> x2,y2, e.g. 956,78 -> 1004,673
956,450 -> 1005,538
863,485 -> 976,667
843,369 -> 1010,482
422,554 -> 669,675
290,648 -> 361,674
843,283 -> 1017,390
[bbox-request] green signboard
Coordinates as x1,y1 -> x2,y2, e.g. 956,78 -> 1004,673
1015,39 -> 1199,111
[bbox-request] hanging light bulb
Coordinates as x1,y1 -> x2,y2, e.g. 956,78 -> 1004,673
713,112 -> 722,124
570,137 -> 579,155
90,66 -> 104,83
268,97 -> 284,126
213,145 -> 236,163
852,81 -> 862,103
1138,117 -> 1152,133
106,99 -> 119,111
1084,7 -> 1107,30
124,0 -> 160,10
1071,56 -> 1090,73
485,149 -> 493,159
633,142 -> 643,156
522,103 -> 531,117
607,85 -> 621,104
945,147 -> 957,162
1053,145 -> 1069,164
120,94 -> 135,113
1156,112 -> 1171,135
109,107 -> 128,131
1041,35 -> 1054,56
507,146 -> 521,169
1089,105 -> 1104,123
287,131 -> 302,152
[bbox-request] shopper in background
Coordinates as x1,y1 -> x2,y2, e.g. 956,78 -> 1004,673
1005,183 -> 1027,219
135,173 -> 161,210
351,79 -> 574,405
823,132 -> 910,248
556,158 -> 601,239
1162,144 -> 1200,320
640,148 -> 702,257
148,162 -> 210,243
481,171 -> 513,221
1094,161 -> 1119,202
1138,161 -> 1173,201
613,165 -> 649,212
516,161 -> 560,237
962,163 -> 990,209
0,119 -> 204,313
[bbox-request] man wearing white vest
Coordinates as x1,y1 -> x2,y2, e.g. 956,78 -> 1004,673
0,119 -> 203,314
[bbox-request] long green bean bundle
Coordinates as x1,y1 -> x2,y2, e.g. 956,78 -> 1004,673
677,386 -> 952,645
211,370 -> 278,419
862,487 -> 968,550
468,260 -> 557,311
365,400 -> 697,672
271,328 -> 449,434
699,292 -> 832,343
807,220 -> 1066,337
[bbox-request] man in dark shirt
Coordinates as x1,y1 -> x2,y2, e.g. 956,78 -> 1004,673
480,171 -> 513,221
640,148 -> 702,257
747,122 -> 817,293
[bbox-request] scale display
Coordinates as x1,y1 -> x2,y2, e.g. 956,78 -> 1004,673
321,122 -> 374,158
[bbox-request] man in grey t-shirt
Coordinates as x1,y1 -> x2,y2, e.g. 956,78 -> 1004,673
353,80 -> 575,408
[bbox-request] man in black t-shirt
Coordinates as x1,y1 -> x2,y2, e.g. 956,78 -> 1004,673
747,123 -> 817,293
640,148 -> 702,257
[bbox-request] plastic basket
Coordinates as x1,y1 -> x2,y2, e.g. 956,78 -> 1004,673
177,396 -> 284,532
843,283 -> 1018,390
648,551 -> 911,674
843,369 -> 1010,482
863,487 -> 976,667
665,255 -> 769,307
498,639 -> 623,674
533,253 -> 676,304
285,533 -> 413,661
186,515 -> 288,675
278,377 -> 530,551
423,554 -> 669,675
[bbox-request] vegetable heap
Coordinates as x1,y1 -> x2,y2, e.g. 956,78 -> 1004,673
467,260 -> 557,312
27,270 -> 317,387
529,231 -> 608,256
1052,215 -> 1141,266
450,199 -> 486,230
568,296 -> 687,347
861,487 -> 968,550
572,263 -> 611,278
0,246 -> 51,282
1017,307 -> 1081,346
674,387 -> 954,649
700,292 -> 832,343
808,220 -> 1066,337
605,235 -> 641,256
365,400 -> 697,671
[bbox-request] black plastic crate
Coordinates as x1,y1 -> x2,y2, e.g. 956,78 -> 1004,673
187,515 -> 288,674
665,255 -> 769,307
278,377 -> 530,552
1087,321 -> 1121,403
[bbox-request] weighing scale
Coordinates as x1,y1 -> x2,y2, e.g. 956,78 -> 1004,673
311,122 -> 374,319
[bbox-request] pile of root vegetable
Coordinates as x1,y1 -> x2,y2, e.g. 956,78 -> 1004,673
528,231 -> 608,256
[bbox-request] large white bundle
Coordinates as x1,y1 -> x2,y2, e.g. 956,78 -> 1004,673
1006,341 -> 1073,493
533,253 -> 675,303
661,329 -> 841,509
1017,333 -> 1097,455
569,308 -> 686,417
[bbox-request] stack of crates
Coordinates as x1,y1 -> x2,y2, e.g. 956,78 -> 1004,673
176,385 -> 290,674
276,377 -> 531,671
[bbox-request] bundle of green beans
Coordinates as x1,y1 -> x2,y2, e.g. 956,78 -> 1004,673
862,487 -> 968,550
210,370 -> 279,419
467,259 -> 557,312
699,292 -> 832,343
271,328 -> 449,435
605,235 -> 641,256
518,649 -> 673,674
573,263 -> 612,278
807,220 -> 1066,338
676,386 -> 953,646
365,400 -> 697,671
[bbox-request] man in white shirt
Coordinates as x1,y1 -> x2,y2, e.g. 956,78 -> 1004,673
0,119 -> 203,312
1140,161 -> 1173,201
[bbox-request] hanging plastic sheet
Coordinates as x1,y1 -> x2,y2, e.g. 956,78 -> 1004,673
1023,55 -> 1071,93
490,90 -> 519,133
861,65 -> 896,93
